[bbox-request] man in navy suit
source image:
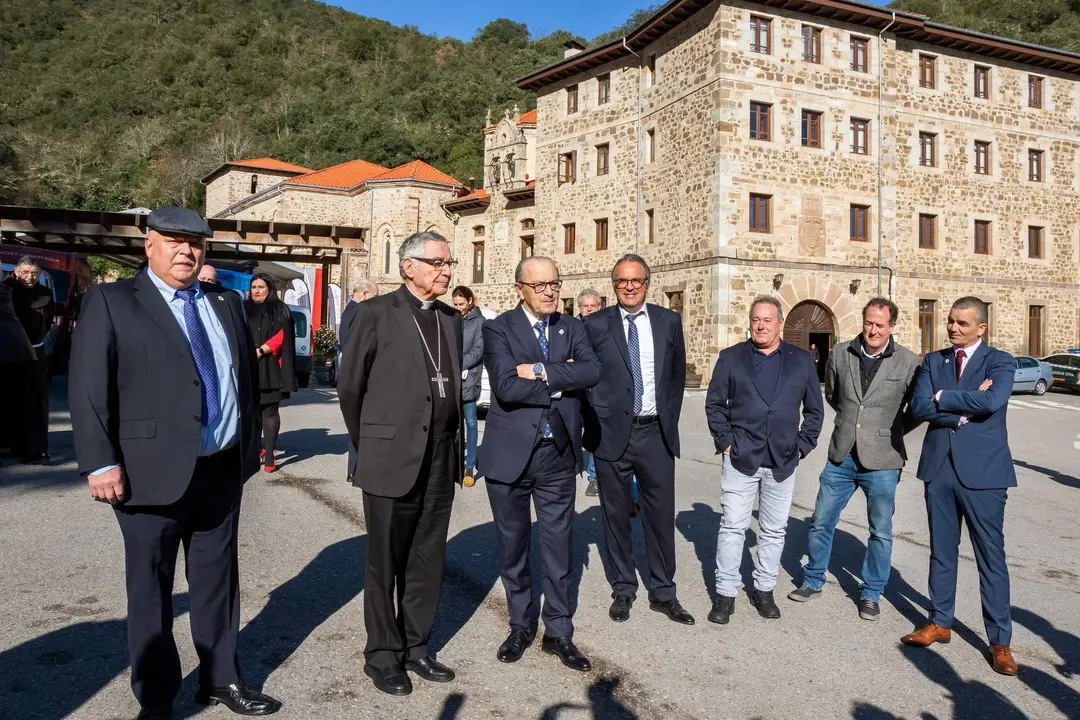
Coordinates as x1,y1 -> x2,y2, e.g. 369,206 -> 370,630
583,254 -> 694,626
705,295 -> 823,624
902,296 -> 1018,676
477,256 -> 600,673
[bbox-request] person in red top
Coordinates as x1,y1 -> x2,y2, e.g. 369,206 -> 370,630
244,273 -> 296,472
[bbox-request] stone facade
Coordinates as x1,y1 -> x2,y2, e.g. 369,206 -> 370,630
470,0 -> 1080,371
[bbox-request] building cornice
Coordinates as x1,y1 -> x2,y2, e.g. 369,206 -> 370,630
516,0 -> 1080,90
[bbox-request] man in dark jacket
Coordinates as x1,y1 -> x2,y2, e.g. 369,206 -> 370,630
704,295 -> 823,624
0,284 -> 44,463
3,257 -> 54,463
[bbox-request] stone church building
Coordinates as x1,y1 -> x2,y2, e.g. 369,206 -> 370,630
205,0 -> 1080,374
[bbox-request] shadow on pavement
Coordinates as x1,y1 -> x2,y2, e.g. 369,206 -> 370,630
273,427 -> 348,469
1012,459 -> 1080,490
0,593 -> 189,720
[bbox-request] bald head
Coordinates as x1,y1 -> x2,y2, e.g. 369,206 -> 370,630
197,264 -> 217,284
352,278 -> 379,302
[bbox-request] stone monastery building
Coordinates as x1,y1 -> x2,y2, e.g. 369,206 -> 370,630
204,0 -> 1080,374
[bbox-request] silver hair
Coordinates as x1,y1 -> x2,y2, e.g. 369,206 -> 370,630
398,231 -> 449,279
749,295 -> 784,322
352,278 -> 378,296
514,255 -> 558,283
951,295 -> 989,325
611,253 -> 651,283
577,288 -> 601,305
15,256 -> 41,270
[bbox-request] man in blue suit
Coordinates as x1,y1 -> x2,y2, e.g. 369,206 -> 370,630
705,295 -> 823,624
477,256 -> 600,673
902,296 -> 1018,677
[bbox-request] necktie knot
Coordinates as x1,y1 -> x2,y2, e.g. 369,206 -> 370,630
626,312 -> 642,324
533,321 -> 545,333
956,349 -> 966,361
175,286 -> 197,304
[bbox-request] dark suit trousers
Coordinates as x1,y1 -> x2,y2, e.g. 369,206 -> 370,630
926,452 -> 1012,645
595,421 -> 677,602
113,448 -> 243,707
485,440 -> 577,638
362,435 -> 455,669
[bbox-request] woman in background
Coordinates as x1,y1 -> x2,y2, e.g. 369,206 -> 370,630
245,273 -> 296,472
453,285 -> 484,485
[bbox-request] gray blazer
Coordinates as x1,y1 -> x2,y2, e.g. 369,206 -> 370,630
825,337 -> 921,470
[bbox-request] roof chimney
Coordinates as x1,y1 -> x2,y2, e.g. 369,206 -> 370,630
563,40 -> 586,58
468,176 -> 476,191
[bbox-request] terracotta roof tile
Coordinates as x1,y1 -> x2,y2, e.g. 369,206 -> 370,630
517,109 -> 537,125
372,160 -> 462,186
455,188 -> 491,201
230,157 -> 313,174
290,159 -> 389,189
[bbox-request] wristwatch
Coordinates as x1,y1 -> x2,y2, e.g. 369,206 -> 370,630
533,362 -> 544,380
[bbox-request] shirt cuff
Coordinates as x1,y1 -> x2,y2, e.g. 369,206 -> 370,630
90,464 -> 121,476
933,390 -> 942,402
958,416 -> 969,426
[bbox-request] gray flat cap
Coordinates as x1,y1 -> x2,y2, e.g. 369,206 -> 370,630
147,207 -> 213,238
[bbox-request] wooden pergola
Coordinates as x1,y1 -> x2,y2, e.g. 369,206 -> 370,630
0,205 -> 367,264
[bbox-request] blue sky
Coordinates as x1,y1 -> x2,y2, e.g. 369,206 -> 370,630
331,1 -> 890,42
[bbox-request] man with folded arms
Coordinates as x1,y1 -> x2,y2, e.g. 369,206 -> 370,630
901,296 -> 1018,676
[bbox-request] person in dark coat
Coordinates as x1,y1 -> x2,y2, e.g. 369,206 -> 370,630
453,285 -> 484,484
244,273 -> 296,473
0,284 -> 44,462
3,256 -> 54,463
339,279 -> 379,482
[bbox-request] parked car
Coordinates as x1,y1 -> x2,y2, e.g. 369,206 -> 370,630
1040,353 -> 1080,392
289,304 -> 312,388
1012,356 -> 1053,395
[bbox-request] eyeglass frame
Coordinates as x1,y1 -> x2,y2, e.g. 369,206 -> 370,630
613,277 -> 648,290
517,280 -> 563,293
407,256 -> 459,271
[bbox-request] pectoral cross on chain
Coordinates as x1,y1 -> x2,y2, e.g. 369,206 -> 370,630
432,371 -> 449,398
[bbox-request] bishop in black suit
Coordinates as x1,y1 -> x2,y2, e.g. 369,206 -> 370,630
68,208 -> 280,719
338,232 -> 463,696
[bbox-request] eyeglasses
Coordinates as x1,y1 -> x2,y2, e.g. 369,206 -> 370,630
518,280 -> 563,293
410,256 -> 458,270
614,278 -> 647,290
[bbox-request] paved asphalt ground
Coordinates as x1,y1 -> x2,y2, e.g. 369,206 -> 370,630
2,378 -> 1079,720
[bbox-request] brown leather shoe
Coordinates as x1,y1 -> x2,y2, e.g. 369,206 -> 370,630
989,645 -> 1018,676
901,623 -> 952,647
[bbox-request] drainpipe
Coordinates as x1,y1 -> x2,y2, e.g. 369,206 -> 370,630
877,12 -> 896,297
623,37 -> 643,251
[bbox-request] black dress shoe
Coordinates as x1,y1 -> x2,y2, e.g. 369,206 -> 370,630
750,589 -> 781,619
708,595 -> 735,624
135,706 -> 172,720
404,655 -> 455,682
609,595 -> 634,622
541,635 -> 592,672
649,599 -> 695,625
194,683 -> 282,715
497,626 -> 533,663
363,665 -> 412,696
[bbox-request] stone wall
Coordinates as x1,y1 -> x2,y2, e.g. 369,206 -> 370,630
204,169 -> 299,217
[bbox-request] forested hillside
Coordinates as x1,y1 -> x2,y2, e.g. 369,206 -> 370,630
1,0 -> 1077,213
0,0 -> 585,210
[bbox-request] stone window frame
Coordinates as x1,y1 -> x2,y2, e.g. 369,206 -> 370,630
749,100 -> 773,142
849,203 -> 872,243
846,114 -> 875,159
645,127 -> 657,164
597,73 -> 611,106
592,214 -> 611,252
643,54 -> 656,89
1020,70 -> 1056,113
1021,219 -> 1052,265
968,213 -> 998,257
797,103 -> 828,154
1021,141 -> 1052,186
1027,74 -> 1045,110
917,53 -> 940,92
645,207 -> 656,245
749,14 -> 772,55
562,222 -> 577,255
1025,301 -> 1049,357
566,84 -> 579,116
800,24 -> 822,64
912,207 -> 944,252
911,122 -> 944,174
747,191 -> 773,234
967,135 -> 999,181
662,282 -> 688,316
972,63 -> 992,102
848,33 -> 871,75
595,142 -> 611,177
916,296 -> 942,356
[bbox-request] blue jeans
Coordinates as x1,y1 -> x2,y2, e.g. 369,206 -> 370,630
802,454 -> 900,601
583,450 -> 596,480
464,401 -> 478,472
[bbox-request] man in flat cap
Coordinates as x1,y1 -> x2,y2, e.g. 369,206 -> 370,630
69,207 -> 281,719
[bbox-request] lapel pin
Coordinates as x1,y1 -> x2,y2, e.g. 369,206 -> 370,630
559,328 -> 565,335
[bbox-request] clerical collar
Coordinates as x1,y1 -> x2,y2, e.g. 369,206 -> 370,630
403,284 -> 435,310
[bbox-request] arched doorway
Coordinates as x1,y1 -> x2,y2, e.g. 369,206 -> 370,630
784,301 -> 836,381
